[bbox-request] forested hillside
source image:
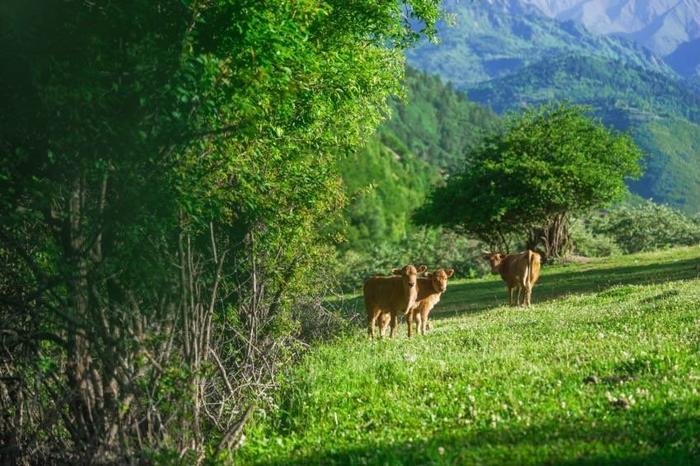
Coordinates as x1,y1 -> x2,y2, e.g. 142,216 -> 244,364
467,54 -> 700,121
466,54 -> 700,214
337,68 -> 500,251
630,117 -> 700,212
382,68 -> 501,173
337,135 -> 437,251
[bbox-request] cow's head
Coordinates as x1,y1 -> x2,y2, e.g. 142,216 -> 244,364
427,268 -> 454,293
483,253 -> 505,274
391,264 -> 427,291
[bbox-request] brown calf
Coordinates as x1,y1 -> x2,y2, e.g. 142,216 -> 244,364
364,264 -> 426,338
484,250 -> 541,307
406,268 -> 454,337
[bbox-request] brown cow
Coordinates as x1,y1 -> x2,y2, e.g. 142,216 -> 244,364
484,250 -> 541,307
364,264 -> 426,338
406,268 -> 454,337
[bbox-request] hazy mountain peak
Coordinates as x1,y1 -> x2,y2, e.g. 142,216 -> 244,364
520,0 -> 700,64
407,0 -> 675,88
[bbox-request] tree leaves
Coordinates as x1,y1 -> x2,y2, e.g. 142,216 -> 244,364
415,103 -> 643,251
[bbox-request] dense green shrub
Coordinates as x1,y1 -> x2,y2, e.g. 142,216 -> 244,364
0,1 -> 442,463
591,201 -> 700,253
569,218 -> 622,257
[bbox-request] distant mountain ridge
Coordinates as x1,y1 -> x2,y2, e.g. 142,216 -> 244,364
665,37 -> 700,79
519,0 -> 700,77
405,0 -> 674,88
467,53 -> 700,121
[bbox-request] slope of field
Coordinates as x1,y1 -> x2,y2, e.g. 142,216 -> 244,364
236,246 -> 700,465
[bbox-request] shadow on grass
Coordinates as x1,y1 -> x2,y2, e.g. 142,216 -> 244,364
251,404 -> 700,466
333,254 -> 700,327
431,256 -> 700,321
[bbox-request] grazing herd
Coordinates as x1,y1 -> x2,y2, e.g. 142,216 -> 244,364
363,250 -> 542,338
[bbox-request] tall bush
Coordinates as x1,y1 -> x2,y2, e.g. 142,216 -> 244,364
0,1 -> 440,463
592,201 -> 700,253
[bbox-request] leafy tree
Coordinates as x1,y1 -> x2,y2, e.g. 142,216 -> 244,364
415,103 -> 643,257
0,0 -> 440,463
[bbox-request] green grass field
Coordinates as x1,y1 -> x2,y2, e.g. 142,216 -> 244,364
236,247 -> 700,465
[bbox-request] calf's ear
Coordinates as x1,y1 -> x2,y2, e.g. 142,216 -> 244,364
417,265 -> 427,273
391,268 -> 401,275
445,268 -> 454,277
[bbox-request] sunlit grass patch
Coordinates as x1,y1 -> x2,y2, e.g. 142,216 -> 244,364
236,246 -> 700,465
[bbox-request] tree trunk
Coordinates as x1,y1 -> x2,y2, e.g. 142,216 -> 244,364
529,213 -> 571,260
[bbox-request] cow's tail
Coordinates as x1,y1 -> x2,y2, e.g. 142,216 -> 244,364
528,250 -> 540,287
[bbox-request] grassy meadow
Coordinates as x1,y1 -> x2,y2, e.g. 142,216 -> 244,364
236,247 -> 700,465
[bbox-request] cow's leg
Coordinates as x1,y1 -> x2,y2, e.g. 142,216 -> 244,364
526,286 -> 533,307
389,313 -> 399,338
368,311 -> 377,339
517,286 -> 525,307
420,308 -> 429,335
413,312 -> 421,337
378,313 -> 390,337
508,286 -> 515,306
